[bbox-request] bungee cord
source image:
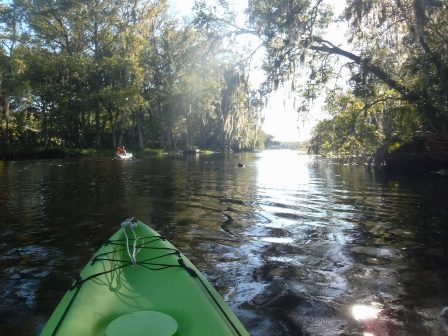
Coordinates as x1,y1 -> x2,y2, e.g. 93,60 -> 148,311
121,217 -> 141,265
50,218 -> 243,336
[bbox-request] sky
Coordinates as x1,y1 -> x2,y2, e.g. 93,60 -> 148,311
168,0 -> 348,142
167,0 -> 195,18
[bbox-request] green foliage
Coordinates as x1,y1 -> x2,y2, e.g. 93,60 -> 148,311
245,0 -> 448,159
6,0 -> 446,160
310,91 -> 421,158
0,0 -> 263,158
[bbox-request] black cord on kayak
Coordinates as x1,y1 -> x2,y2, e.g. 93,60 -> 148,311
50,226 -> 243,336
50,251 -> 185,335
177,256 -> 242,336
196,275 -> 243,336
178,257 -> 198,277
92,250 -> 180,265
105,235 -> 164,245
51,263 -> 131,336
51,282 -> 82,336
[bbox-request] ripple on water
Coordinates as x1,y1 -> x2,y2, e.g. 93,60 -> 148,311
1,153 -> 448,335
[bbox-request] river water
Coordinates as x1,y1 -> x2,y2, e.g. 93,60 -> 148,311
1,150 -> 447,335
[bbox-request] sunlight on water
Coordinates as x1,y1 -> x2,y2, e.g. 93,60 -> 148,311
256,150 -> 311,189
351,304 -> 381,321
1,153 -> 448,335
260,237 -> 295,244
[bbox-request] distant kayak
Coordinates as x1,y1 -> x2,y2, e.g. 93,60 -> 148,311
116,152 -> 133,160
183,147 -> 200,155
40,219 -> 248,336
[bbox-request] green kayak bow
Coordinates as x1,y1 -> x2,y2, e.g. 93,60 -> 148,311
40,219 -> 249,336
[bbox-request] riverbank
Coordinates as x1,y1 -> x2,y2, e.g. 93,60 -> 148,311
311,134 -> 448,174
384,135 -> 448,172
313,153 -> 448,175
0,147 -> 219,161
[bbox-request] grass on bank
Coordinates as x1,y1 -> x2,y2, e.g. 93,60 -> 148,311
67,148 -> 169,158
1,147 -> 221,160
68,147 -> 218,158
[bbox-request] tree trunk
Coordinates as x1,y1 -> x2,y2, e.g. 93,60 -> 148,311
0,95 -> 11,155
95,108 -> 101,148
148,108 -> 154,148
252,118 -> 259,149
166,128 -> 172,150
112,123 -> 117,148
136,108 -> 144,150
118,119 -> 124,147
111,109 -> 121,148
40,100 -> 49,149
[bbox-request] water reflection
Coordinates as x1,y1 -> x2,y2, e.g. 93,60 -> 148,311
352,304 -> 381,321
1,152 -> 448,335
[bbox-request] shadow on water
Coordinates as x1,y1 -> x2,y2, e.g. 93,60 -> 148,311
1,151 -> 448,335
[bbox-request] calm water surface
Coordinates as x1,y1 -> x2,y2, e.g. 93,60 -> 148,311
1,150 -> 448,335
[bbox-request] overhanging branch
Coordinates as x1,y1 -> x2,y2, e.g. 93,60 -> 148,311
309,37 -> 417,102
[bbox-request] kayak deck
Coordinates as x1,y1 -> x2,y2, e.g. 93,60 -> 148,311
41,220 -> 248,336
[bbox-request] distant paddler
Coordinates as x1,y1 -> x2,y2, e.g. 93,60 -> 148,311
116,146 -> 125,156
116,146 -> 133,159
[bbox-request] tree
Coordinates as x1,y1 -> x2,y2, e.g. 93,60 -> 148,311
0,0 -> 265,157
0,2 -> 30,156
309,89 -> 421,159
245,0 -> 448,137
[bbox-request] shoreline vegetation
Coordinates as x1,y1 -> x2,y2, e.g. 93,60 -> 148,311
2,142 -> 447,175
310,133 -> 448,173
1,1 -> 447,173
2,130 -> 448,174
0,147 -> 222,161
0,1 -> 269,162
